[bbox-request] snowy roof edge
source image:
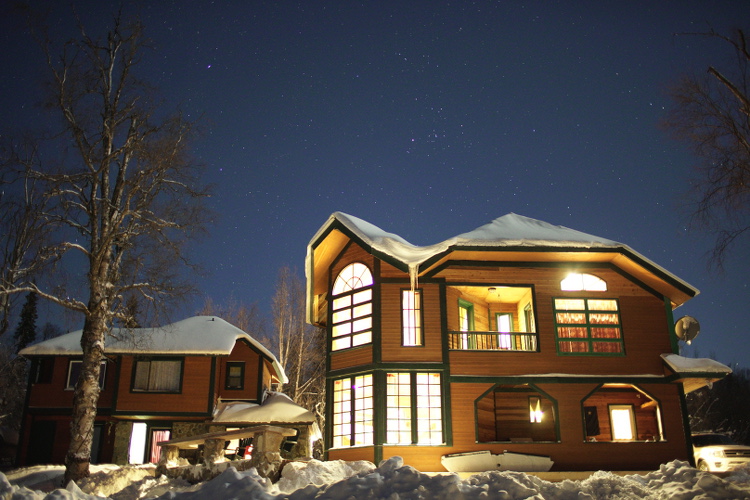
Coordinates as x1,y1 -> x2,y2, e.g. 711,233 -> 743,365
309,212 -> 698,297
19,316 -> 288,383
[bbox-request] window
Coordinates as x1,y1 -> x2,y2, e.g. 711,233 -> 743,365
132,359 -> 182,393
476,384 -> 558,443
225,362 -> 245,390
331,263 -> 373,351
561,273 -> 607,291
386,372 -> 443,445
496,313 -> 512,349
32,358 -> 54,384
66,360 -> 106,390
554,298 -> 623,355
402,289 -> 423,346
331,374 -> 373,448
609,405 -> 636,441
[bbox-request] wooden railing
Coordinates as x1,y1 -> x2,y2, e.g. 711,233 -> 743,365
448,331 -> 538,352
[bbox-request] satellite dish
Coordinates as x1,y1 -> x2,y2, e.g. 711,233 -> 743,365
675,316 -> 700,344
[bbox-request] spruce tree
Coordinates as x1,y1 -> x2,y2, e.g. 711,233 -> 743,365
13,292 -> 38,353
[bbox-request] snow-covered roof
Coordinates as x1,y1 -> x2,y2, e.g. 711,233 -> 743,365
306,212 -> 699,320
213,392 -> 321,440
19,316 -> 287,383
661,354 -> 732,375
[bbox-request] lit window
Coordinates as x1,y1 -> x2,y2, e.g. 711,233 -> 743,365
331,263 -> 373,351
386,372 -> 443,445
402,289 -> 423,346
496,313 -> 512,349
561,273 -> 607,291
332,374 -> 373,448
554,298 -> 623,355
609,405 -> 636,441
66,360 -> 106,390
132,359 -> 182,393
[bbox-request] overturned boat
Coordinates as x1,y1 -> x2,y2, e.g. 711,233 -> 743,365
441,450 -> 554,473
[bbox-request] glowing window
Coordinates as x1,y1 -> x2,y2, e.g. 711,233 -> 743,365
332,263 -> 373,295
554,298 -> 623,355
402,289 -> 423,346
561,273 -> 607,292
332,374 -> 373,448
331,263 -> 373,351
609,405 -> 636,441
386,372 -> 443,445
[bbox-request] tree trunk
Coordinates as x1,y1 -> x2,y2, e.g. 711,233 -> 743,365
63,309 -> 106,485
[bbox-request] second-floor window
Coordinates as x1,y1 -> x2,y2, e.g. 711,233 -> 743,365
331,262 -> 373,351
402,289 -> 423,346
132,359 -> 183,393
554,298 -> 624,355
66,360 -> 107,390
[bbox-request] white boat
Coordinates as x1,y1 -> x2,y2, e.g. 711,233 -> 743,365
441,450 -> 554,473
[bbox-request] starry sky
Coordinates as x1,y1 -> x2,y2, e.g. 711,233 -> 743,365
1,1 -> 748,367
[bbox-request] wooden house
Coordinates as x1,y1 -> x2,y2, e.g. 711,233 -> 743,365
306,212 -> 731,471
17,316 -> 287,466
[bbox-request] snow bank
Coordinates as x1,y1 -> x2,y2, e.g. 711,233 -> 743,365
4,457 -> 750,499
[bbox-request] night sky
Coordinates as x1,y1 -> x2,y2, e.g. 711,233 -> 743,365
1,2 -> 748,367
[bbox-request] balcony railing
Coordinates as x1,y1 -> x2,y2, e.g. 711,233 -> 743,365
448,331 -> 538,352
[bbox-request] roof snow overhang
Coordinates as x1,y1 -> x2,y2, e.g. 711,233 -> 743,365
20,316 -> 288,384
661,353 -> 732,393
306,212 -> 699,324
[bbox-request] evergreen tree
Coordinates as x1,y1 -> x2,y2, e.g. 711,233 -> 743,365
13,292 -> 38,353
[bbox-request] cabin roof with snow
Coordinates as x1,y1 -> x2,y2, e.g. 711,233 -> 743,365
306,212 -> 699,323
19,315 -> 287,383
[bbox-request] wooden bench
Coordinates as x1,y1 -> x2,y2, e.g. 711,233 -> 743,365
157,425 -> 297,468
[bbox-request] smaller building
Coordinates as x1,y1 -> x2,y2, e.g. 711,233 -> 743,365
17,316 -> 287,466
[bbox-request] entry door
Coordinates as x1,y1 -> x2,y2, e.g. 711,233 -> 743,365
27,420 -> 57,465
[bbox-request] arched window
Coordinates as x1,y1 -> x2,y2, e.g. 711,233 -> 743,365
561,273 -> 607,292
331,263 -> 373,351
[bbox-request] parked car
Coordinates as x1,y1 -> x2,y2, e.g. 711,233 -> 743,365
692,433 -> 750,472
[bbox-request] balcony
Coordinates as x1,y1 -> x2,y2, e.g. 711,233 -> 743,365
448,331 -> 538,352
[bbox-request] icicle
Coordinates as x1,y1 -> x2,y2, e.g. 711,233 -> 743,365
409,263 -> 419,292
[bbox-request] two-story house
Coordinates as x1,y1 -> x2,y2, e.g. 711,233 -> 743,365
305,212 -> 730,471
17,316 -> 287,466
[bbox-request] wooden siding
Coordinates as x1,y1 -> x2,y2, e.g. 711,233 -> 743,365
440,380 -> 690,471
327,446 -> 375,463
330,345 -> 373,371
115,356 -> 212,413
380,282 -> 443,363
442,266 -> 672,377
216,340 -> 262,401
26,356 -> 115,409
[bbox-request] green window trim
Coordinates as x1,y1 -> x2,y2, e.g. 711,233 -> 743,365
553,297 -> 625,356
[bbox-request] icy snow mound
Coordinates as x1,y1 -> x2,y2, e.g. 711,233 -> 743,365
3,458 -> 750,499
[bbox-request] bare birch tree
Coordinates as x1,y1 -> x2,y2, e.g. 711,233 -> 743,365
1,14 -> 208,483
0,147 -> 50,337
272,266 -> 325,425
664,28 -> 750,268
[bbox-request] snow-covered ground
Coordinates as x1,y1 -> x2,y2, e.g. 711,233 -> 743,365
3,457 -> 750,499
